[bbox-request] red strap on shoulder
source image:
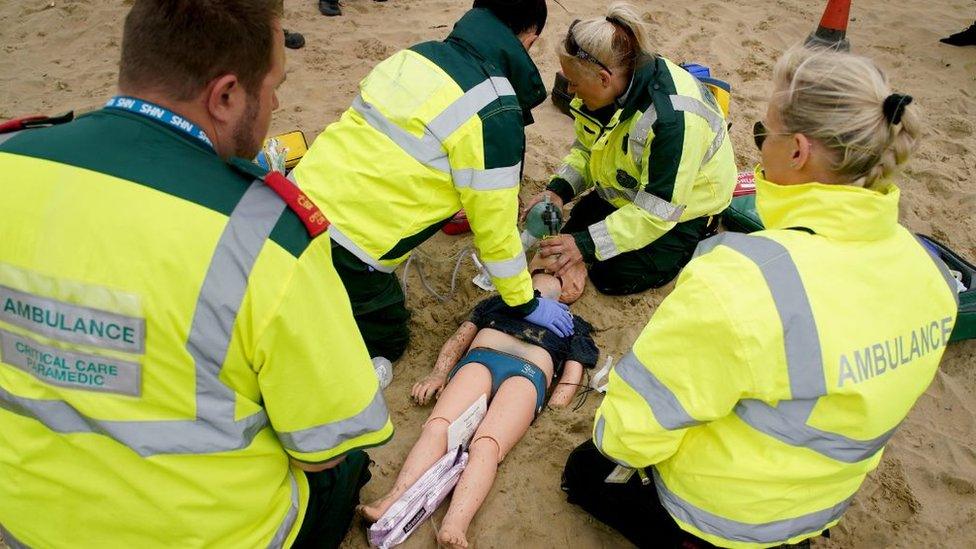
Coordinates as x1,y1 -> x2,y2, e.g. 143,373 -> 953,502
263,171 -> 330,238
0,116 -> 44,134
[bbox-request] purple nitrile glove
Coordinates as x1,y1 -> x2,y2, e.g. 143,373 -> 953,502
524,297 -> 574,337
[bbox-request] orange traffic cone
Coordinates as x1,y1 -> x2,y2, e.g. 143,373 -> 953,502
805,0 -> 851,51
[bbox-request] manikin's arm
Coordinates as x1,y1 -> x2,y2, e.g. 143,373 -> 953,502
548,360 -> 584,408
411,321 -> 479,405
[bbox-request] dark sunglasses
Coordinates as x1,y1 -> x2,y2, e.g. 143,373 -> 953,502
753,120 -> 793,150
753,120 -> 769,150
565,19 -> 614,75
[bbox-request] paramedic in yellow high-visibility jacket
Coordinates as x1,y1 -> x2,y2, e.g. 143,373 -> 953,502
291,1 -> 573,363
0,2 -> 391,548
562,46 -> 960,548
525,5 -> 736,296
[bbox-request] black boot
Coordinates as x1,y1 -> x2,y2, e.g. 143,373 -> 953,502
318,0 -> 341,16
940,22 -> 976,47
283,29 -> 305,49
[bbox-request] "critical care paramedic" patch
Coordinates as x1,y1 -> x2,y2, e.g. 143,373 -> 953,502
0,284 -> 145,353
0,329 -> 141,396
836,316 -> 954,387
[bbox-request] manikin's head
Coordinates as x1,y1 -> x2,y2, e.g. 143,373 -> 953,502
529,253 -> 586,305
118,0 -> 286,159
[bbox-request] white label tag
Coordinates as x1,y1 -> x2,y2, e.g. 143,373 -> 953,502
1,329 -> 141,396
605,465 -> 636,484
447,394 -> 487,451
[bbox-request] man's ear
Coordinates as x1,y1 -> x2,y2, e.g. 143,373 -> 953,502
205,74 -> 245,124
600,70 -> 612,88
519,31 -> 539,51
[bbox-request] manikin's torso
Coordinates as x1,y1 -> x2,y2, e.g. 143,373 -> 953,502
469,328 -> 556,380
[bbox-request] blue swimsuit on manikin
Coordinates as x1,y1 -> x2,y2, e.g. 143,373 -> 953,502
449,348 -> 549,414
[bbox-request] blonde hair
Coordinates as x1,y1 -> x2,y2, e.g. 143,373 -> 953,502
558,2 -> 652,77
771,45 -> 921,190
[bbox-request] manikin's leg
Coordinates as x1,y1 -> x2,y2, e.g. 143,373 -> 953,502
437,377 -> 537,549
359,363 -> 491,522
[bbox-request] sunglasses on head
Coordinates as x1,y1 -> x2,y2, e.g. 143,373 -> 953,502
565,19 -> 614,75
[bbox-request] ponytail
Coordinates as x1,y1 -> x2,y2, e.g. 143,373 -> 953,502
558,2 -> 652,76
772,45 -> 921,190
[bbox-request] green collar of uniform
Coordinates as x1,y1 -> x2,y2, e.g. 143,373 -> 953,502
754,166 -> 901,241
617,54 -> 661,119
576,53 -> 659,124
447,8 -> 547,122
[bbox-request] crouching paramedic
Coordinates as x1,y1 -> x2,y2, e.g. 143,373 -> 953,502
562,46 -> 959,548
0,1 -> 392,547
291,0 -> 574,363
525,4 -> 736,295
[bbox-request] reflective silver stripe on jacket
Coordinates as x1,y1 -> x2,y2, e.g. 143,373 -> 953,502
0,181 -> 284,456
0,130 -> 23,147
327,225 -> 396,274
652,467 -> 853,544
267,471 -> 300,549
669,95 -> 726,166
588,220 -> 620,260
633,190 -> 685,222
0,523 -> 29,549
426,77 -> 516,141
351,96 -> 450,173
277,390 -> 389,454
629,105 -> 658,167
556,163 -> 585,195
351,76 -> 516,180
694,232 -> 899,463
482,254 -> 527,279
595,184 -> 684,223
614,352 -> 700,430
453,163 -> 521,191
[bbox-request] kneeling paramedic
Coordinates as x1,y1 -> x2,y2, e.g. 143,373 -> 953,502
525,5 -> 736,295
290,0 -> 573,363
0,1 -> 392,547
563,45 -> 959,548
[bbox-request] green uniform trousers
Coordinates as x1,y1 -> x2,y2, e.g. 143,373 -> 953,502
331,244 -> 410,361
562,192 -> 711,295
294,451 -> 372,549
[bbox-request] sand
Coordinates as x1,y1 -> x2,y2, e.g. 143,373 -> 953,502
1,0 -> 975,547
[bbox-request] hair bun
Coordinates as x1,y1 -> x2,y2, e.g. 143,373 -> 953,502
882,93 -> 913,125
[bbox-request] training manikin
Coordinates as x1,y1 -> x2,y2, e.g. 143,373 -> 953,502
359,254 -> 597,549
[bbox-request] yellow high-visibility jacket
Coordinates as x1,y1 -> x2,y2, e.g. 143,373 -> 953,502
548,55 -> 736,261
594,170 -> 959,547
0,107 -> 393,548
292,8 -> 547,311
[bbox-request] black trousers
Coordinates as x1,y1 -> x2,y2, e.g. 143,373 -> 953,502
293,450 -> 372,549
562,440 -> 713,549
562,441 -> 817,549
562,192 -> 711,295
330,244 -> 410,361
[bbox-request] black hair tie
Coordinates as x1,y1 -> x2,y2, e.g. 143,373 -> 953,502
882,93 -> 913,125
606,15 -> 625,26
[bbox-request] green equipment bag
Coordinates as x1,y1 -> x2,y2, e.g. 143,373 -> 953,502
721,172 -> 763,233
917,235 -> 976,343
